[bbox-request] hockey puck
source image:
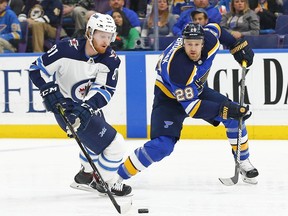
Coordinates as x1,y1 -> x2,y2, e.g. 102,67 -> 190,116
138,208 -> 149,213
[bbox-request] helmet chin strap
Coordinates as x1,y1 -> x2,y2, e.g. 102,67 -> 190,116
88,36 -> 98,54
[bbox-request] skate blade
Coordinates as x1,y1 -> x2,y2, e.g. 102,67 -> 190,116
219,177 -> 238,186
70,182 -> 134,197
241,176 -> 258,184
98,192 -> 134,197
70,182 -> 100,193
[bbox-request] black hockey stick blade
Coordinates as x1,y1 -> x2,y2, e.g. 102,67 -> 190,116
219,163 -> 240,186
56,104 -> 132,214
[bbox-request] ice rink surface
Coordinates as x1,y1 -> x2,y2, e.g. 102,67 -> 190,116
0,138 -> 287,216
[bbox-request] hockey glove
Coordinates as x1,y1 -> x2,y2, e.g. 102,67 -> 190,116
230,38 -> 254,67
67,103 -> 94,135
40,82 -> 65,114
219,101 -> 251,121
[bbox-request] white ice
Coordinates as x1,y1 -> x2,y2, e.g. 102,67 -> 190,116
0,139 -> 287,216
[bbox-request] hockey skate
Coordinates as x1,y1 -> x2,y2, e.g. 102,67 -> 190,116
70,168 -> 102,193
70,168 -> 132,196
96,181 -> 132,197
239,158 -> 259,184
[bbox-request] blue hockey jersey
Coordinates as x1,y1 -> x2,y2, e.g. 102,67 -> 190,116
154,23 -> 235,119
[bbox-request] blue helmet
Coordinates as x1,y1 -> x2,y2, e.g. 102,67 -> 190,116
182,23 -> 204,40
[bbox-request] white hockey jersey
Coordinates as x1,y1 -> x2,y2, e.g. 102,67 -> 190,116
29,38 -> 121,109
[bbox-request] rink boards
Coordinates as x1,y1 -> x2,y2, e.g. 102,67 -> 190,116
0,50 -> 288,139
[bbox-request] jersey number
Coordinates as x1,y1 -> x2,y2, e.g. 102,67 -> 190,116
47,44 -> 58,57
175,87 -> 194,101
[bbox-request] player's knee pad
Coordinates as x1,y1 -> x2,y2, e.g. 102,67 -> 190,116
144,136 -> 176,162
97,133 -> 126,183
103,132 -> 126,158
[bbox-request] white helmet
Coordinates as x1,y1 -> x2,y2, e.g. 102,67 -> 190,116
86,13 -> 117,42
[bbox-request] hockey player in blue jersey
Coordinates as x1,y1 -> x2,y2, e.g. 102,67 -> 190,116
29,13 -> 131,196
117,23 -> 259,185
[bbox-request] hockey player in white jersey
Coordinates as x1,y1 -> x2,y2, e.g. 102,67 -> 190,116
29,13 -> 131,196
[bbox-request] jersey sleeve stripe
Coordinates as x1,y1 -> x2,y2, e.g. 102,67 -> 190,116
208,40 -> 220,59
35,57 -> 51,77
88,87 -> 112,102
155,80 -> 175,99
204,23 -> 221,37
167,46 -> 182,75
186,65 -> 197,85
186,100 -> 202,117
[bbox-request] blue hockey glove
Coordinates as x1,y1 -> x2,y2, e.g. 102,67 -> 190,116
67,103 -> 94,134
219,101 -> 251,121
40,82 -> 65,114
230,38 -> 254,67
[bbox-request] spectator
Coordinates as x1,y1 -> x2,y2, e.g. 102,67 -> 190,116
82,1 -> 111,32
284,0 -> 288,14
106,0 -> 141,33
221,0 -> 259,39
18,0 -> 65,52
71,9 -> 96,38
250,0 -> 283,30
191,8 -> 209,25
62,0 -> 95,34
215,0 -> 232,14
172,0 -> 194,15
141,0 -> 177,37
18,0 -> 42,20
0,0 -> 21,53
9,0 -> 24,16
126,0 -> 148,18
94,0 -> 110,13
111,9 -> 140,50
172,0 -> 222,36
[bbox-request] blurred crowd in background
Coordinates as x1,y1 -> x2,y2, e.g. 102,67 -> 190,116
0,0 -> 288,53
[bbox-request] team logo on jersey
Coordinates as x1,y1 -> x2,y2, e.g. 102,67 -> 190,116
79,86 -> 89,97
109,50 -> 117,59
98,127 -> 107,137
164,121 -> 174,128
71,79 -> 92,101
69,38 -> 79,50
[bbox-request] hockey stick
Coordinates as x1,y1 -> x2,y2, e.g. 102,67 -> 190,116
56,104 -> 132,214
219,61 -> 247,186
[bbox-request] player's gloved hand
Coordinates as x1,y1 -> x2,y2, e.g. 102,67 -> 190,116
66,103 -> 94,135
230,38 -> 254,67
40,82 -> 65,114
219,101 -> 252,121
